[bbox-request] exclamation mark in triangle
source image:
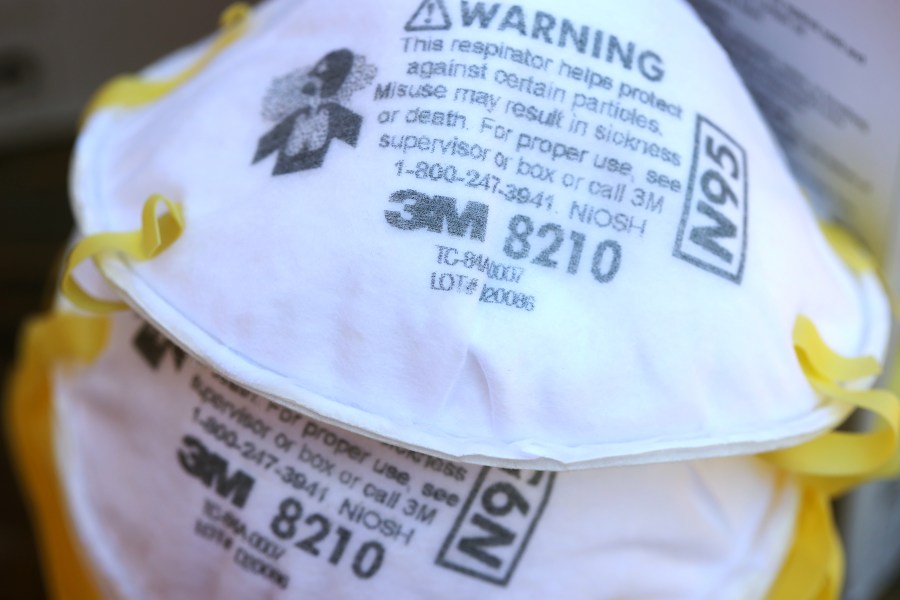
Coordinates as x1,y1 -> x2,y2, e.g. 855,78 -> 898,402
405,0 -> 451,31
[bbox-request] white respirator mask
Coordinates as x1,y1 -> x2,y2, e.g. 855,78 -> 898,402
47,310 -> 801,599
66,0 -> 892,470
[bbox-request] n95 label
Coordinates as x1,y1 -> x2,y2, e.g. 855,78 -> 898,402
435,467 -> 555,586
674,115 -> 748,283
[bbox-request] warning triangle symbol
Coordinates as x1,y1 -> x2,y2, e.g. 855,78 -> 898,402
405,0 -> 451,31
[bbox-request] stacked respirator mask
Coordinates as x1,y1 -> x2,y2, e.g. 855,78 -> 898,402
40,308 -> 801,598
7,0 -> 899,598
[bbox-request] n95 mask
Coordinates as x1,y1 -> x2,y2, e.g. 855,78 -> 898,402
68,0 -> 891,469
47,311 -> 800,599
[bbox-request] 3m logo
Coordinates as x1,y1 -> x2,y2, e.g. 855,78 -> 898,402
133,322 -> 186,372
436,468 -> 554,586
674,115 -> 748,283
385,189 -> 489,241
178,435 -> 255,508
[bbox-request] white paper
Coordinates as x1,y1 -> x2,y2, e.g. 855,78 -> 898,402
689,0 -> 900,290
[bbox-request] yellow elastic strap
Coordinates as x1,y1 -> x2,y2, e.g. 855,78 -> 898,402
81,3 -> 251,122
793,316 -> 880,383
819,221 -> 876,276
762,316 -> 900,496
766,486 -> 842,600
821,219 -> 900,319
5,312 -> 110,600
891,352 -> 900,404
61,194 -> 184,313
819,220 -> 900,481
764,222 -> 893,598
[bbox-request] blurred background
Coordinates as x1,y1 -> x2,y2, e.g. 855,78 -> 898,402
0,2 -> 243,596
